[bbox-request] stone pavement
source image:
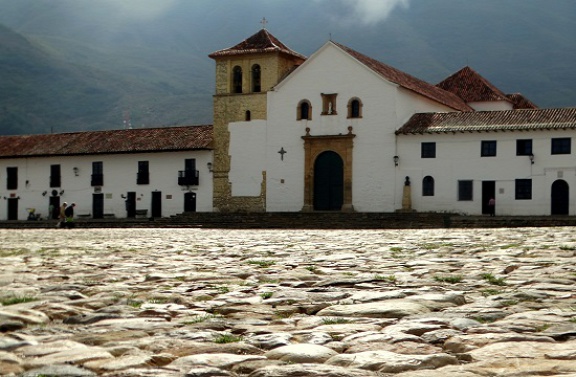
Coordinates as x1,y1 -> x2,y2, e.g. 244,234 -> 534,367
0,227 -> 575,376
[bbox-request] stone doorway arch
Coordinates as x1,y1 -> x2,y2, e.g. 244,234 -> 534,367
302,127 -> 355,212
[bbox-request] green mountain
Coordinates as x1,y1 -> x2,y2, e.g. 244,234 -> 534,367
0,0 -> 574,135
0,23 -> 212,135
0,24 -> 118,135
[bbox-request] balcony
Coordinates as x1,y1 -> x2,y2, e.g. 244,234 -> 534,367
178,170 -> 199,186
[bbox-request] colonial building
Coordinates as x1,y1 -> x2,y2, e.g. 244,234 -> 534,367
208,29 -> 306,212
212,29 -> 576,216
0,126 -> 212,220
1,28 -> 576,220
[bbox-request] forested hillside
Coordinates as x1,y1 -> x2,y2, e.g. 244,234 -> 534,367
0,0 -> 574,135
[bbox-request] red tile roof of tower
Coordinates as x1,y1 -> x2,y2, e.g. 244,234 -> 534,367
209,29 -> 306,60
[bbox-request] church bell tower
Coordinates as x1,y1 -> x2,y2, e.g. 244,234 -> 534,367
208,25 -> 306,212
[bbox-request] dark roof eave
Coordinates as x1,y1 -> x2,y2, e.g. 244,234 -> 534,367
0,147 -> 214,160
209,48 -> 306,60
0,125 -> 214,158
396,126 -> 576,135
397,108 -> 576,134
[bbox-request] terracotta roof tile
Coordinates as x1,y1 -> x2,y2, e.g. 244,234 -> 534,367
332,42 -> 472,112
396,108 -> 576,134
436,66 -> 512,104
0,125 -> 213,158
209,29 -> 306,60
507,93 -> 539,109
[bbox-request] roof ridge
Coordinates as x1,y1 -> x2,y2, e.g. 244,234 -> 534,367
331,41 -> 471,112
397,107 -> 576,134
437,66 -> 512,104
0,125 -> 214,157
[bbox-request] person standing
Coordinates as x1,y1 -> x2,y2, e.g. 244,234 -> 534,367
58,202 -> 67,227
488,197 -> 496,217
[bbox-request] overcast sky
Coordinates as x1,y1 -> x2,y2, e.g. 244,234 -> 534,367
1,0 -> 575,108
89,0 -> 411,24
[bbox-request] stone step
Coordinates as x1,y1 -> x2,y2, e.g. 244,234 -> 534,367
1,213 -> 575,229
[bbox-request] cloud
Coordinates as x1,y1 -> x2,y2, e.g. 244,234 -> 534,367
98,0 -> 179,21
318,0 -> 410,25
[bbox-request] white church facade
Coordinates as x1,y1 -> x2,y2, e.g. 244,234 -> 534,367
1,28 -> 575,220
212,29 -> 576,217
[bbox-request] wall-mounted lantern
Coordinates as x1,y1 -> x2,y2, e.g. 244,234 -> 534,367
529,153 -> 535,164
393,155 -> 399,166
207,162 -> 213,172
73,167 -> 80,176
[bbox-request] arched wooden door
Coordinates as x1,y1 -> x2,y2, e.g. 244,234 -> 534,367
551,179 -> 569,215
313,151 -> 344,211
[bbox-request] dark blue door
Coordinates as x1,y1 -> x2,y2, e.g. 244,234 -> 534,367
92,193 -> 104,219
7,198 -> 18,220
551,180 -> 569,215
151,191 -> 162,218
313,151 -> 344,211
126,192 -> 136,218
184,192 -> 197,212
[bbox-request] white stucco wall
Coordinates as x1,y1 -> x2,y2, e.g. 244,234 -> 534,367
468,101 -> 514,111
229,120 -> 267,196
264,42 -> 457,212
0,150 -> 213,220
397,130 -> 576,216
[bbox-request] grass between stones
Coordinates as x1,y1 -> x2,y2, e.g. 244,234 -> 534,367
247,260 -> 276,268
0,296 -> 38,305
214,334 -> 243,343
481,273 -> 507,286
433,275 -> 463,284
322,317 -> 351,325
373,274 -> 397,283
260,292 -> 274,299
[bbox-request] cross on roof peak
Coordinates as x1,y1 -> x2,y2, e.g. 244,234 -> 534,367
260,17 -> 268,29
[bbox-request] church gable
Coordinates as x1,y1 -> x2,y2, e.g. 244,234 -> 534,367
274,41 -> 465,112
332,43 -> 472,112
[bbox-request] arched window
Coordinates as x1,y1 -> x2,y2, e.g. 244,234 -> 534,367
347,98 -> 362,118
245,110 -> 251,121
232,66 -> 242,94
297,100 -> 312,120
251,64 -> 261,93
423,176 -> 435,196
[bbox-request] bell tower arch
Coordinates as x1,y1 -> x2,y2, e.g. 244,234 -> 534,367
209,28 -> 306,212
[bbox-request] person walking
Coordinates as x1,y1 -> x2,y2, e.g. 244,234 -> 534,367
64,203 -> 76,228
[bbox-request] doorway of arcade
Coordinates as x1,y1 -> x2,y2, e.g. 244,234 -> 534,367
482,181 -> 495,215
551,179 -> 569,215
